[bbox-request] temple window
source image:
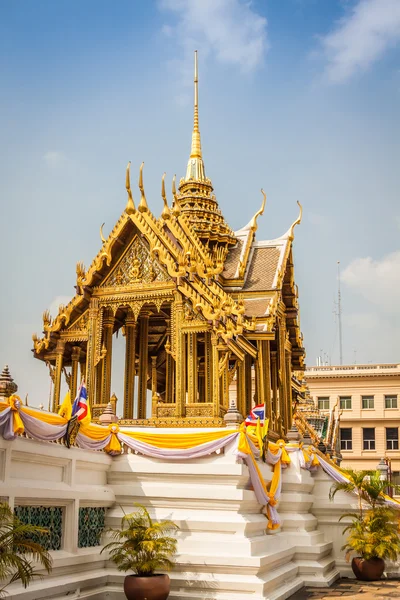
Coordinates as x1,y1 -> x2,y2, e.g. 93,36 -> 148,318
385,394 -> 398,409
340,427 -> 352,450
386,427 -> 399,451
361,395 -> 374,409
339,396 -> 352,410
14,506 -> 63,551
78,507 -> 106,548
317,397 -> 329,410
363,427 -> 375,450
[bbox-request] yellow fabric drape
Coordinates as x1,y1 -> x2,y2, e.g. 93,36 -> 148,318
104,424 -> 121,454
0,401 -> 9,413
121,429 -> 237,449
7,396 -> 24,434
79,422 -> 111,441
21,406 -> 67,425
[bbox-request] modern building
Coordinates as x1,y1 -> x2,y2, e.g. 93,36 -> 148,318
306,363 -> 400,482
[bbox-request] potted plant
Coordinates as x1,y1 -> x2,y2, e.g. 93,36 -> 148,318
101,504 -> 179,600
0,502 -> 52,597
330,469 -> 400,581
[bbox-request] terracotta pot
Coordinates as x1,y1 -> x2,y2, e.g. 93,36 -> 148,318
351,557 -> 385,581
123,574 -> 170,600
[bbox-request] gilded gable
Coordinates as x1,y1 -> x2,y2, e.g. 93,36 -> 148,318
101,234 -> 170,288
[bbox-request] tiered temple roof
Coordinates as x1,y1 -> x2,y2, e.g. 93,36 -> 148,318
32,52 -> 305,433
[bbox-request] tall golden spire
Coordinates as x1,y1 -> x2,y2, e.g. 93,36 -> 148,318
185,51 -> 206,181
176,51 -> 236,247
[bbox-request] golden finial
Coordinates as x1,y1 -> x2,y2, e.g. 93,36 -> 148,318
184,51 -> 206,182
249,188 -> 267,231
138,162 -> 148,213
190,50 -> 202,158
125,161 -> 135,215
288,201 -> 303,240
100,223 -> 107,243
172,174 -> 180,216
161,173 -> 171,220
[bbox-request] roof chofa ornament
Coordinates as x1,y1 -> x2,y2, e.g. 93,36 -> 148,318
125,161 -> 135,215
287,201 -> 303,240
138,162 -> 149,213
161,173 -> 171,220
249,189 -> 267,231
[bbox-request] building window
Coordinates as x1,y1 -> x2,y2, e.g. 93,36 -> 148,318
14,506 -> 63,551
363,428 -> 375,450
385,395 -> 398,409
386,428 -> 399,451
340,396 -> 352,410
340,428 -> 352,450
362,395 -> 374,409
78,507 -> 106,548
318,397 -> 330,410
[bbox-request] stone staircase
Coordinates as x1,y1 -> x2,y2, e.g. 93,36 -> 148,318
106,441 -> 339,600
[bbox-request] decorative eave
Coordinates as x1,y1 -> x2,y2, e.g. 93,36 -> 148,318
33,164 -> 257,360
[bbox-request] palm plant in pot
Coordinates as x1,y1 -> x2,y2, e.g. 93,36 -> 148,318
101,504 -> 179,600
330,469 -> 400,581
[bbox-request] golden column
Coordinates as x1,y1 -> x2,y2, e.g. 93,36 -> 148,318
271,351 -> 278,431
220,350 -> 230,409
278,316 -> 288,435
187,332 -> 198,404
165,320 -> 174,404
86,299 -> 99,406
211,333 -> 220,418
285,349 -> 293,431
151,356 -> 158,416
123,316 -> 137,419
236,360 -> 246,418
101,312 -> 115,405
244,354 -> 253,418
204,331 -> 212,404
52,339 -> 65,413
70,346 -> 81,401
174,295 -> 186,418
138,311 -> 150,419
258,340 -> 272,421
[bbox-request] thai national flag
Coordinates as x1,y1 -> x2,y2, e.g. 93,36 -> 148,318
71,382 -> 89,422
245,404 -> 265,426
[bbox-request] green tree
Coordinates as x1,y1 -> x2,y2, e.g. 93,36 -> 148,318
0,503 -> 52,597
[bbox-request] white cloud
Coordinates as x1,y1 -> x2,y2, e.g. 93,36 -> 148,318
341,250 -> 400,314
43,151 -> 66,167
319,0 -> 400,83
159,0 -> 268,78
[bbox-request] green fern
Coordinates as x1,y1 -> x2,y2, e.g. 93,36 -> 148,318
0,502 -> 52,597
101,505 -> 179,576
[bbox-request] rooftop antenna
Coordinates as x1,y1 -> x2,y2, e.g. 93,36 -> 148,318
337,261 -> 343,365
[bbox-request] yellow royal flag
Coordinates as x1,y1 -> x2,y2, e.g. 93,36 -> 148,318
58,391 -> 72,420
263,417 -> 269,439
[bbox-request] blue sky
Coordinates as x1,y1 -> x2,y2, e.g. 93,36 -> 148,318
0,0 -> 399,406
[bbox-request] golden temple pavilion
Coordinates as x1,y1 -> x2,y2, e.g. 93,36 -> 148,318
32,52 -> 305,436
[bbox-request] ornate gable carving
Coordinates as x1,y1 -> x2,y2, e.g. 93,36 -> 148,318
66,310 -> 89,333
102,235 -> 170,288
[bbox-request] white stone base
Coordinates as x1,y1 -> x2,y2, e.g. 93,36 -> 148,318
1,437 -> 346,599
